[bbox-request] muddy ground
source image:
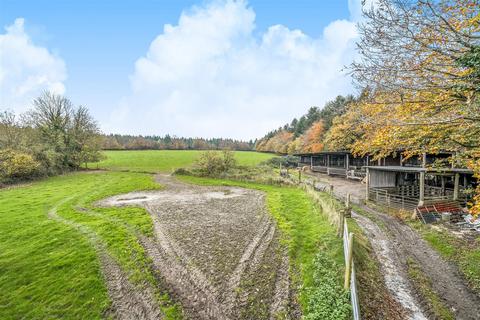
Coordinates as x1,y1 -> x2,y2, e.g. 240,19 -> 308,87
306,171 -> 480,320
98,174 -> 296,320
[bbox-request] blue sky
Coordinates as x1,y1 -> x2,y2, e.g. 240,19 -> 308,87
0,0 -> 362,139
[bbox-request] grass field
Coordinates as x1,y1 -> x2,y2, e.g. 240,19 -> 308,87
88,150 -> 275,172
1,150 -> 349,319
0,171 -> 180,319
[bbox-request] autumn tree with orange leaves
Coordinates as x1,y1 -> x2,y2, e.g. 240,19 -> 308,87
331,0 -> 480,212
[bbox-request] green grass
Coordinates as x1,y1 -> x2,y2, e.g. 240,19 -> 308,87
88,150 -> 275,173
0,171 -> 181,319
177,175 -> 348,318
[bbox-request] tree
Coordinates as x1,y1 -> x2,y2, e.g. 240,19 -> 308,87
345,0 -> 480,213
303,120 -> 326,153
28,91 -> 101,169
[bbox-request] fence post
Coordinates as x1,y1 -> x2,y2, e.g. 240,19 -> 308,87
345,193 -> 352,218
338,210 -> 345,237
344,232 -> 354,289
298,169 -> 302,183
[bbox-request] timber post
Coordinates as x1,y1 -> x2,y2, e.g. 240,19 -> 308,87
419,171 -> 425,206
365,168 -> 370,201
345,193 -> 352,218
339,209 -> 345,237
453,173 -> 460,201
344,232 -> 354,289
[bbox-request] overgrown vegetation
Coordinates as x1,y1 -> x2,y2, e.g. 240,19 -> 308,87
0,171 -> 181,319
0,92 -> 102,184
303,252 -> 351,320
194,150 -> 237,176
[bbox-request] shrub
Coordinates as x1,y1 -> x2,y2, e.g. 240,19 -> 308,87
196,150 -> 237,177
262,155 -> 299,168
0,149 -> 41,182
195,150 -> 237,176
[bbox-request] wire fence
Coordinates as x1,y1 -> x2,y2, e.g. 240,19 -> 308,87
282,170 -> 361,319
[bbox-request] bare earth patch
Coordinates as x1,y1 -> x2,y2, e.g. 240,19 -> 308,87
99,174 -> 296,319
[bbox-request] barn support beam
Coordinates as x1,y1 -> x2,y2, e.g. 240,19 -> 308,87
453,173 -> 460,201
441,176 -> 446,196
365,168 -> 370,201
419,172 -> 425,206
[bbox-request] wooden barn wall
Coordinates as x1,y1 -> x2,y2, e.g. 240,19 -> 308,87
370,170 -> 397,188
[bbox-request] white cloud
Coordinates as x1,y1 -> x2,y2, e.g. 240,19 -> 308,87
0,18 -> 67,112
105,0 -> 360,139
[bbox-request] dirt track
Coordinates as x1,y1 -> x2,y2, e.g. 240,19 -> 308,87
354,205 -> 480,320
304,172 -> 480,319
99,174 -> 295,319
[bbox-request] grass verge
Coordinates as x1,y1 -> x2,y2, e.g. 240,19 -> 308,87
0,171 -> 181,319
177,175 -> 350,319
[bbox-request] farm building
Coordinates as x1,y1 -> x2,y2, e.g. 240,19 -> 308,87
297,151 -> 476,210
297,151 -> 370,180
365,166 -> 475,210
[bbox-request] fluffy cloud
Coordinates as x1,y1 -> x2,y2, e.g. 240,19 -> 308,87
106,0 -> 360,139
0,18 -> 67,112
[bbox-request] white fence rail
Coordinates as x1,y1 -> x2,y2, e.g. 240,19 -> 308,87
343,219 -> 360,320
283,170 -> 361,319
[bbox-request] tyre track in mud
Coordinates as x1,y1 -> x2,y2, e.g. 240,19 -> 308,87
99,174 -> 295,320
47,201 -> 163,320
306,172 -> 480,319
353,205 -> 480,320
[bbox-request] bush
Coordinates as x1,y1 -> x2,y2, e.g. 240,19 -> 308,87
304,252 -> 351,320
262,155 -> 299,168
0,149 -> 41,182
195,150 -> 237,176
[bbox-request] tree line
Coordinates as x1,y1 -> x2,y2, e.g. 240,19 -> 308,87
102,134 -> 255,151
257,0 -> 480,214
255,95 -> 356,154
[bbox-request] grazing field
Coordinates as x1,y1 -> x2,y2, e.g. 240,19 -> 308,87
0,171 -> 180,319
1,150 -> 350,319
88,150 -> 275,172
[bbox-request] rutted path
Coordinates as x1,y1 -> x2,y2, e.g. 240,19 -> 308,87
99,174 -> 295,319
307,172 -> 480,319
354,205 -> 480,320
47,200 -> 163,320
352,211 -> 428,320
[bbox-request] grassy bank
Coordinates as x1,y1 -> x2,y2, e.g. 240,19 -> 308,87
88,150 -> 275,173
178,175 -> 350,319
0,171 -> 181,319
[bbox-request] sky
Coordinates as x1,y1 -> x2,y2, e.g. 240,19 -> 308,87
0,0 -> 367,140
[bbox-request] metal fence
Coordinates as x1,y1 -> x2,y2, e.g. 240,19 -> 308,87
343,218 -> 360,320
285,172 -> 361,319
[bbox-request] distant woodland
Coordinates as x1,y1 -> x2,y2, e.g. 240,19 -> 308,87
101,134 -> 255,151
